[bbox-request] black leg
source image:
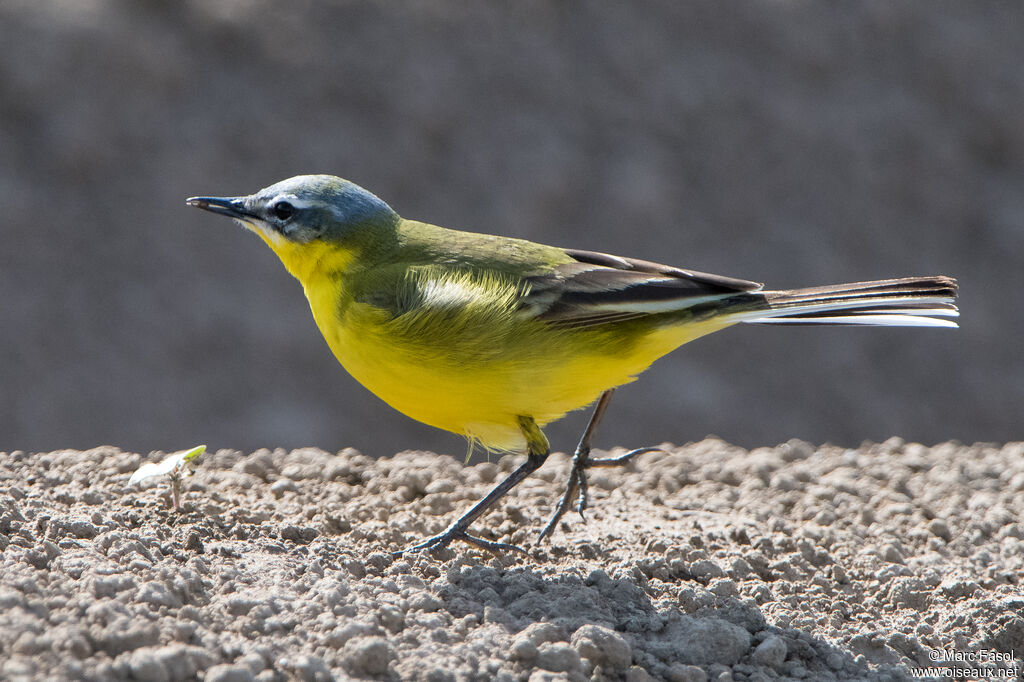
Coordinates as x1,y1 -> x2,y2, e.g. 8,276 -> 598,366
538,389 -> 660,542
396,416 -> 550,556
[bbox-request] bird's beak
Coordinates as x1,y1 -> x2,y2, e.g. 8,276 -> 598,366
185,196 -> 255,220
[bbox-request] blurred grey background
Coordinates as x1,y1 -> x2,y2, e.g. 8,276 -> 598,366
1,1 -> 1020,458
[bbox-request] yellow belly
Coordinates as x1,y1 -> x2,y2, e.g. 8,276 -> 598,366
309,286 -> 731,451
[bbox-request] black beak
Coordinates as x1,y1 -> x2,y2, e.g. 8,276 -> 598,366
185,196 -> 255,220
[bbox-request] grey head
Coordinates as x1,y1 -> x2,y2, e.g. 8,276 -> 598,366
187,175 -> 399,243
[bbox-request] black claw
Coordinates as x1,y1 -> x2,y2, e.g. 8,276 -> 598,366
537,514 -> 561,543
587,446 -> 662,467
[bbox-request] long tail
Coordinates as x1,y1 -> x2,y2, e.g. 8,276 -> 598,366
737,276 -> 959,328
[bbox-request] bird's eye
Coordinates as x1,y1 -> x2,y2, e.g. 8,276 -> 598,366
271,201 -> 295,221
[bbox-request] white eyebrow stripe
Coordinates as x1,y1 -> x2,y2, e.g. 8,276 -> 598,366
273,195 -> 318,209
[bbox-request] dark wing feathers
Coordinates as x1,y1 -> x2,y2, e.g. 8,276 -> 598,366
522,248 -> 761,327
563,248 -> 762,292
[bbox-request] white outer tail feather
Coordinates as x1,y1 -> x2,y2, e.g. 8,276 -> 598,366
746,313 -> 958,328
733,278 -> 959,329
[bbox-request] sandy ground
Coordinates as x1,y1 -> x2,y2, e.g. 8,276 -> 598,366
1,439 -> 1022,682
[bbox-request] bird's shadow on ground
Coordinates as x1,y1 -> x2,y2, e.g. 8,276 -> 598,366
434,563 -> 910,680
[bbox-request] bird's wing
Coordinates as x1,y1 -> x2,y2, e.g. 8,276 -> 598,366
520,248 -> 763,328
354,262 -> 528,330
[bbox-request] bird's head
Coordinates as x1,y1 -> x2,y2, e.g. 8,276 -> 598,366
188,175 -> 399,276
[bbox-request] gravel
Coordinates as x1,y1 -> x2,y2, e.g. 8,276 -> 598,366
0,439 -> 1022,681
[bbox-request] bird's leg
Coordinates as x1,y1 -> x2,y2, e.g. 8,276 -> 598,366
538,389 -> 660,542
537,390 -> 613,541
396,416 -> 550,556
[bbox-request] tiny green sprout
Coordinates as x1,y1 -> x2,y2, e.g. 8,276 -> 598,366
129,445 -> 206,511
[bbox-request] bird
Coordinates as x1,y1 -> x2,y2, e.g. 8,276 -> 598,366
187,174 -> 958,554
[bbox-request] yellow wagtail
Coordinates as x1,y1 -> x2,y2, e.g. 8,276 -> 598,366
188,175 -> 958,554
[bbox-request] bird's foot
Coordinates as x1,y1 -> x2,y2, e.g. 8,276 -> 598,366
538,445 -> 662,542
395,526 -> 527,557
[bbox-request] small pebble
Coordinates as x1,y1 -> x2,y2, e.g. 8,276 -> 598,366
881,544 -> 905,564
667,664 -> 708,682
690,560 -> 725,580
626,665 -> 657,682
136,581 -> 182,609
517,622 -> 568,647
511,639 -> 538,662
927,518 -> 951,541
280,526 -> 318,544
536,643 -> 581,673
572,624 -> 632,670
128,652 -> 168,682
205,664 -> 256,682
751,634 -> 787,668
290,655 -> 332,682
270,479 -> 298,498
342,636 -> 393,676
